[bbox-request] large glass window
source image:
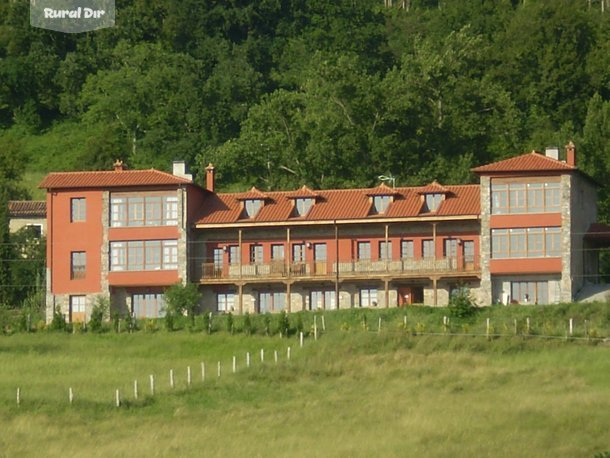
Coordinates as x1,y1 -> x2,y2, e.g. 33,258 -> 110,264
401,240 -> 414,259
110,240 -> 179,271
244,199 -> 262,218
110,194 -> 178,227
373,195 -> 391,214
360,287 -> 378,307
249,244 -> 263,264
295,198 -> 314,216
422,240 -> 435,258
379,241 -> 392,260
424,194 -> 443,212
217,293 -> 235,312
132,293 -> 166,318
313,243 -> 327,261
357,241 -> 371,260
292,243 -> 305,262
258,292 -> 286,313
491,181 -> 561,214
491,227 -> 561,258
510,281 -> 549,304
228,246 -> 240,265
271,244 -> 285,261
444,239 -> 458,258
310,290 -> 336,310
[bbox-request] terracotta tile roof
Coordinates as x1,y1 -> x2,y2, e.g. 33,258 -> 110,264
285,185 -> 319,199
8,201 -> 46,217
472,152 -> 576,173
365,183 -> 399,196
236,187 -> 268,200
195,184 -> 480,225
39,169 -> 192,189
416,180 -> 449,194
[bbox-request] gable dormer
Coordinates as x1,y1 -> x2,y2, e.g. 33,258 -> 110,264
418,181 -> 448,213
366,183 -> 397,215
286,185 -> 319,217
237,187 -> 267,219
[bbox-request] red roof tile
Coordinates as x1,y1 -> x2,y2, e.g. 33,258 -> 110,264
285,186 -> 319,199
416,180 -> 449,194
236,187 -> 268,200
365,183 -> 399,196
472,152 -> 575,173
195,184 -> 480,225
8,201 -> 46,217
39,169 -> 192,189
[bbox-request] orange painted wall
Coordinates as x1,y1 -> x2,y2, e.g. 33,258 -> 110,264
489,257 -> 562,274
48,190 -> 103,294
108,270 -> 180,287
109,226 -> 180,241
490,213 -> 561,228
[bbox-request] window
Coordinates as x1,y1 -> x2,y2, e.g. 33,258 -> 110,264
422,240 -> 435,258
424,194 -> 443,212
401,240 -> 414,259
213,248 -> 223,269
310,291 -> 336,310
292,243 -> 305,262
444,239 -> 458,258
132,293 -> 166,318
249,244 -> 263,264
360,287 -> 378,307
271,244 -> 285,261
70,295 -> 86,322
357,241 -> 371,260
491,181 -> 561,214
110,194 -> 178,227
71,251 -> 86,279
313,243 -> 327,261
295,198 -> 314,216
373,195 -> 392,214
258,291 -> 286,313
379,241 -> 392,260
491,227 -> 561,258
228,246 -> 240,265
217,293 -> 235,312
71,198 -> 86,222
510,281 -> 549,304
463,241 -> 475,263
244,199 -> 262,218
110,240 -> 179,271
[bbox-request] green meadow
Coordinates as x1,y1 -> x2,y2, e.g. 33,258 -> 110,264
0,306 -> 609,457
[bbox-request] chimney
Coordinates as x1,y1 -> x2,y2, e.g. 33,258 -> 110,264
113,159 -> 125,171
565,141 -> 576,167
172,160 -> 192,180
205,163 -> 215,193
544,146 -> 559,160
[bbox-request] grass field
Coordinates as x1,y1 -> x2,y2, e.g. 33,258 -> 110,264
1,307 -> 609,457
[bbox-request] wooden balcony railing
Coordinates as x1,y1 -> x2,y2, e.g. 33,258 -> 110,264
200,257 -> 477,282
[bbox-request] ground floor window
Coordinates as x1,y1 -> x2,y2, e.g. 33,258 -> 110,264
510,281 -> 548,304
69,295 -> 86,322
360,287 -> 378,307
132,293 -> 166,318
258,292 -> 286,313
310,290 -> 336,310
217,292 -> 235,312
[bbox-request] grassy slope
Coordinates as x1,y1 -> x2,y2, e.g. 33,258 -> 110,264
0,316 -> 609,457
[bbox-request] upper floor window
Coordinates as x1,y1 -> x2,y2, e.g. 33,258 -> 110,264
295,198 -> 314,216
71,198 -> 86,222
357,241 -> 371,260
244,199 -> 263,218
71,251 -> 86,279
373,195 -> 392,214
491,181 -> 560,214
422,239 -> 435,258
249,244 -> 263,264
424,194 -> 443,212
110,194 -> 178,227
292,243 -> 306,263
110,239 -> 178,271
491,227 -> 561,259
401,240 -> 414,259
379,241 -> 392,260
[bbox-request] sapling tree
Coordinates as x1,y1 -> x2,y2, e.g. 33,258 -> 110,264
164,283 -> 202,327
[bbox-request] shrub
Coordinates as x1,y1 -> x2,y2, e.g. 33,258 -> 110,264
226,312 -> 234,334
242,313 -> 252,335
164,283 -> 201,327
89,295 -> 109,333
448,287 -> 477,319
49,306 -> 67,332
277,311 -> 289,337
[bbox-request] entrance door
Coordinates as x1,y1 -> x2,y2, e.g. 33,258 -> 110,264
313,243 -> 327,275
463,241 -> 475,270
398,286 -> 423,305
70,295 -> 86,323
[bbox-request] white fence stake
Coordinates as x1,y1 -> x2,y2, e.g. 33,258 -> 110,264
232,356 -> 236,373
486,318 -> 490,339
274,350 -> 278,364
260,348 -> 265,363
378,317 -> 382,334
403,315 -> 407,327
16,387 -> 20,406
69,387 -> 73,405
134,380 -> 138,400
187,366 -> 192,387
201,362 -> 205,382
150,374 -> 155,396
526,317 -> 530,334
514,319 -> 518,335
287,346 -> 291,360
115,389 -> 120,407
314,316 -> 318,340
569,318 -> 574,336
170,369 -> 175,389
299,332 -> 304,348
217,361 -> 221,378
321,315 -> 326,331
246,352 -> 251,368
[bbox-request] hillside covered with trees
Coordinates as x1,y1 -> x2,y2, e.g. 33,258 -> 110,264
0,0 -> 609,223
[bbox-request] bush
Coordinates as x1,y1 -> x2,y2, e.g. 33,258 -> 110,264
448,287 -> 477,319
277,311 -> 289,337
89,295 -> 109,333
49,306 -> 67,332
226,312 -> 234,334
242,313 -> 252,335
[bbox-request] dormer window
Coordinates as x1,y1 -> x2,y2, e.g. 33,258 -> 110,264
244,199 -> 262,218
373,195 -> 392,214
295,198 -> 314,216
424,193 -> 443,212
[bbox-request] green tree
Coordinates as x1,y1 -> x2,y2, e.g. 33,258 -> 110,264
164,283 -> 202,326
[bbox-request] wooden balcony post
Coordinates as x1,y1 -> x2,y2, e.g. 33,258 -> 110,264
238,229 -> 242,279
384,279 -> 390,308
433,277 -> 438,306
286,281 -> 292,313
286,227 -> 291,279
384,224 -> 389,272
238,283 -> 243,314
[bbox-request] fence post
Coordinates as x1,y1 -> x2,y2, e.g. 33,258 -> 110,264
150,374 -> 155,396
300,332 -> 304,348
16,387 -> 20,406
134,380 -> 138,400
170,369 -> 175,389
260,348 -> 265,363
187,366 -> 192,387
287,346 -> 291,360
217,361 -> 221,378
321,315 -> 326,331
201,362 -> 205,382
378,317 -> 382,334
314,316 -> 318,340
569,318 -> 574,336
526,317 -> 530,335
69,387 -> 73,405
514,319 -> 518,336
486,318 -> 490,340
274,350 -> 278,364
246,352 -> 251,368
232,356 -> 236,374
115,389 -> 120,408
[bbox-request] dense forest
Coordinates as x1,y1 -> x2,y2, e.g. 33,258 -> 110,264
0,0 -> 609,214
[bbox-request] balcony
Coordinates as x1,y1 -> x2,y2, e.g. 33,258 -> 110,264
200,257 -> 479,283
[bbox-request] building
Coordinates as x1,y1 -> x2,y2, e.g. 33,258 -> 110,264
40,144 -> 608,322
8,200 -> 46,236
